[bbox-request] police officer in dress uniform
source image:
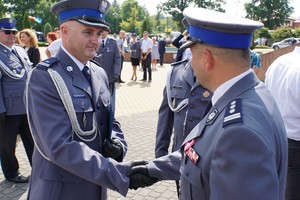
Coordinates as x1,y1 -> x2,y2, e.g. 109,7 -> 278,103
93,27 -> 121,113
155,58 -> 211,196
127,8 -> 288,200
0,18 -> 34,183
26,0 -> 134,199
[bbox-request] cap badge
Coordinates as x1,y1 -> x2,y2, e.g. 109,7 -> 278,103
9,18 -> 13,23
100,0 -> 108,13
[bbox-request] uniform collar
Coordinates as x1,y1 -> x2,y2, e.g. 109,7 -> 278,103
212,69 -> 252,105
61,45 -> 90,71
0,43 -> 13,51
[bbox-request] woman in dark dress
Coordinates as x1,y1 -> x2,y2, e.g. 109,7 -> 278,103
19,29 -> 41,68
130,33 -> 141,81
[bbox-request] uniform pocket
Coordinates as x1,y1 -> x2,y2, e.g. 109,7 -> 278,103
170,85 -> 186,99
100,90 -> 110,107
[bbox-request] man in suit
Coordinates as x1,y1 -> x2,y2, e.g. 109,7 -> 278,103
94,28 -> 121,113
158,36 -> 167,66
25,0 -> 134,199
127,8 -> 288,200
155,59 -> 211,196
0,18 -> 34,183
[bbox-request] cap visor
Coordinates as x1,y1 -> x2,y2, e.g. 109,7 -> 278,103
180,40 -> 195,49
1,28 -> 18,31
77,19 -> 109,29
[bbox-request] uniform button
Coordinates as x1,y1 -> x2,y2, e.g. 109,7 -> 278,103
191,92 -> 195,96
58,175 -> 63,179
96,105 -> 100,110
100,122 -> 103,126
189,117 -> 193,122
190,104 -> 194,109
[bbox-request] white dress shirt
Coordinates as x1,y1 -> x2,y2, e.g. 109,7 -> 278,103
141,37 -> 153,54
265,46 -> 300,141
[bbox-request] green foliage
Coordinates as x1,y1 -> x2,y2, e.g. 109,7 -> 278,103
294,27 -> 300,37
106,0 -> 122,34
44,23 -> 52,37
245,0 -> 294,29
141,13 -> 152,33
22,13 -> 31,29
119,5 -> 142,33
271,27 -> 294,42
158,0 -> 225,32
254,27 -> 271,39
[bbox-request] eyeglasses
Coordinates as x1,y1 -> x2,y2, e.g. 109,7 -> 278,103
1,30 -> 17,35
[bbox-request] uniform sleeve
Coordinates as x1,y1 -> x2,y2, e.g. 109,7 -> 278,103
113,42 -> 121,77
26,68 -> 130,196
155,87 -> 174,158
172,35 -> 184,49
0,72 -> 6,113
148,150 -> 181,181
210,126 -> 280,200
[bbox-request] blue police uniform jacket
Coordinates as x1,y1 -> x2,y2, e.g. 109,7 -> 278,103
94,37 -> 121,83
148,72 -> 288,200
26,48 -> 130,200
155,59 -> 211,158
0,44 -> 31,115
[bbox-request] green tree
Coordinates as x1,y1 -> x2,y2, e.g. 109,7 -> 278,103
0,0 -> 59,31
106,0 -> 122,34
271,27 -> 294,41
44,23 -> 52,38
294,26 -> 300,37
141,13 -> 152,33
158,0 -> 225,32
120,6 -> 142,34
254,27 -> 271,39
245,0 -> 294,29
22,12 -> 31,29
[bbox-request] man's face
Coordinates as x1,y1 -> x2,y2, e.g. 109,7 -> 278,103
62,21 -> 102,63
119,31 -> 125,38
0,30 -> 17,47
101,30 -> 109,39
143,33 -> 148,39
55,30 -> 61,38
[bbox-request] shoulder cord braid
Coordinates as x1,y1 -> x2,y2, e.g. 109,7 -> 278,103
166,66 -> 189,112
47,68 -> 97,142
25,68 -> 98,161
0,59 -> 26,79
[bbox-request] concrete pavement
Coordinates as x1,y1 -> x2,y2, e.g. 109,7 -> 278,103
0,50 -> 178,199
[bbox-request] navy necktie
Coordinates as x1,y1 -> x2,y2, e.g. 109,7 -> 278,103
102,40 -> 105,48
12,49 -> 22,63
82,66 -> 92,86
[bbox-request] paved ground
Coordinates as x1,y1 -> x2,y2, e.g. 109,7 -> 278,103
0,47 -> 178,199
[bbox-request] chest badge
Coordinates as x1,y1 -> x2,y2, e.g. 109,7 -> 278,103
206,108 -> 219,124
184,139 -> 199,164
203,90 -> 210,98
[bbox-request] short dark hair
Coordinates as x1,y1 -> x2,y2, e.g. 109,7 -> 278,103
54,27 -> 60,32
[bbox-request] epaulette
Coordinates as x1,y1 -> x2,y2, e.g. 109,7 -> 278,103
223,98 -> 243,127
170,58 -> 189,68
36,57 -> 59,70
108,37 -> 116,42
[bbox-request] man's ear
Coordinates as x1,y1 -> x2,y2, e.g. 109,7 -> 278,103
202,49 -> 214,72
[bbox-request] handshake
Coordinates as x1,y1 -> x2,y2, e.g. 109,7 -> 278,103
127,160 -> 159,190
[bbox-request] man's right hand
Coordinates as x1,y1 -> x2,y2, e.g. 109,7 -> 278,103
0,113 -> 4,125
127,161 -> 158,190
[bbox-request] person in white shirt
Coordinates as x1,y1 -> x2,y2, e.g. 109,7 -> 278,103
45,27 -> 61,57
140,31 -> 153,82
265,46 -> 300,200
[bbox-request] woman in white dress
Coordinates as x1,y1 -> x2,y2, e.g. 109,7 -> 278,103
151,37 -> 159,70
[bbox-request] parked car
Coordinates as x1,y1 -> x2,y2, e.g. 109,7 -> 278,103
271,38 -> 298,50
35,31 -> 45,42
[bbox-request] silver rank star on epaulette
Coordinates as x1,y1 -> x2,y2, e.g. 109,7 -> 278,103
223,98 -> 243,127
